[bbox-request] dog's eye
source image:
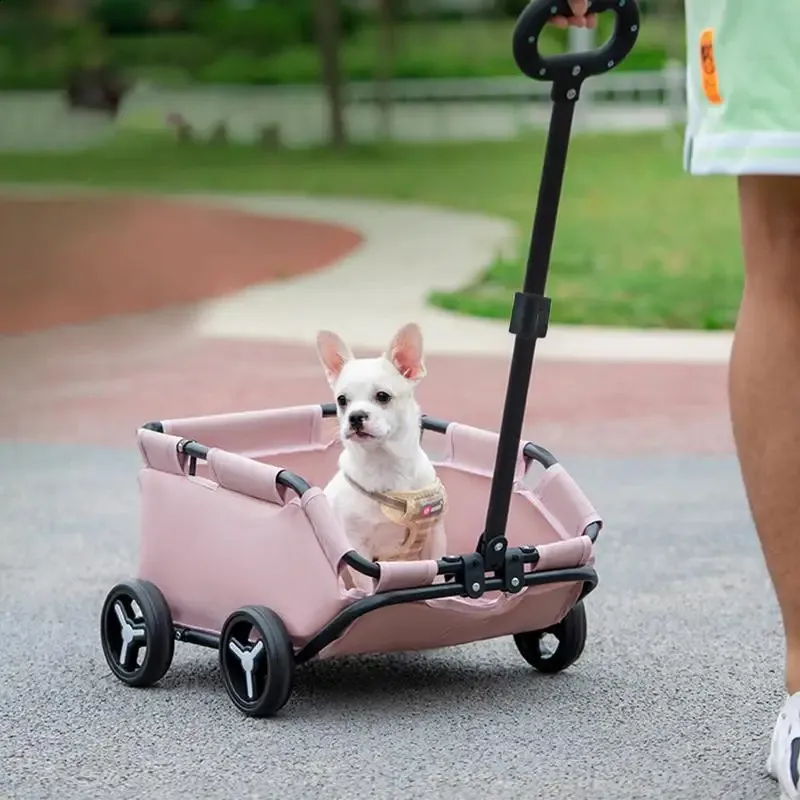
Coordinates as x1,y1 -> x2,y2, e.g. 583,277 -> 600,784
336,394 -> 348,408
375,391 -> 392,404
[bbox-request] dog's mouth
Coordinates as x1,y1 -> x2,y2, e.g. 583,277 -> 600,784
346,430 -> 375,441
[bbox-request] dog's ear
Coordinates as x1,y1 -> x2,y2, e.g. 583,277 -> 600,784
386,322 -> 426,382
316,330 -> 354,386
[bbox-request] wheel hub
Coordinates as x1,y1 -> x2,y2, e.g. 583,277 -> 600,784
113,600 -> 146,668
228,639 -> 265,701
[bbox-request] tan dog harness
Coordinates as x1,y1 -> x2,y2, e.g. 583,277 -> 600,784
343,473 -> 447,561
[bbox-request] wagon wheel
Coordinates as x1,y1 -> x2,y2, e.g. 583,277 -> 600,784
218,605 -> 295,718
100,579 -> 175,687
513,600 -> 587,674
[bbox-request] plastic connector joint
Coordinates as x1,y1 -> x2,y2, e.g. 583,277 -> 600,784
503,547 -> 526,594
509,291 -> 551,339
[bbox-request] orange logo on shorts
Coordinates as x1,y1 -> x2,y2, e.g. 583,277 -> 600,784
699,27 -> 723,105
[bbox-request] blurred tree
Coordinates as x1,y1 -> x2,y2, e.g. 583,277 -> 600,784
375,0 -> 396,141
314,0 -> 348,148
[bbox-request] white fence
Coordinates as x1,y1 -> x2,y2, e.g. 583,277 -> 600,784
0,64 -> 687,151
345,64 -> 686,107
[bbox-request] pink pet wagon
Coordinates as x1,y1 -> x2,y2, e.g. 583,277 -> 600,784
99,0 -> 640,718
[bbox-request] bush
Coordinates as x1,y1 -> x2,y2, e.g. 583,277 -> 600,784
491,0 -> 658,18
294,1 -> 365,42
187,0 -> 363,55
188,0 -> 364,52
190,1 -> 301,54
492,0 -> 529,18
247,48 -> 321,84
89,0 -> 199,36
392,0 -> 476,22
0,2 -> 669,90
0,14 -> 75,51
0,16 -> 113,90
0,42 -> 74,89
91,0 -> 152,36
107,32 -> 218,72
195,51 -> 273,84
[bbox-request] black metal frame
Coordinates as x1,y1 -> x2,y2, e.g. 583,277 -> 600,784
135,0 -> 640,667
143,404 -> 599,664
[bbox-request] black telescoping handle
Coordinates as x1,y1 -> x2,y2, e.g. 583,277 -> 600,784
512,0 -> 640,88
476,0 -> 640,571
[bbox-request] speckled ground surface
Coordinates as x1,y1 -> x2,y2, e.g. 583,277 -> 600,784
0,444 -> 781,800
0,191 -> 781,800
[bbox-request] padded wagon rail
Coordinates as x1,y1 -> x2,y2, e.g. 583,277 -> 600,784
142,403 -> 599,663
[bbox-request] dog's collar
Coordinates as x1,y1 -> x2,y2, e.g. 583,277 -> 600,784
342,471 -> 447,561
342,472 -> 446,520
342,472 -> 407,511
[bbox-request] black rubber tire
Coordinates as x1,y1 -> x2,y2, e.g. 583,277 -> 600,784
100,579 -> 175,687
513,600 -> 587,674
218,605 -> 295,718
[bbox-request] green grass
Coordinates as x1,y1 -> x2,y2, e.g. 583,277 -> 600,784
0,129 -> 742,330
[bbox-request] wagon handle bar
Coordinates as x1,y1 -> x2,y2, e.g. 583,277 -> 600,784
475,0 -> 639,574
512,0 -> 640,90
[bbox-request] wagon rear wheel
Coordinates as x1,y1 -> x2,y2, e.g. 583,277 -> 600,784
100,579 -> 175,687
219,605 -> 295,718
513,600 -> 587,674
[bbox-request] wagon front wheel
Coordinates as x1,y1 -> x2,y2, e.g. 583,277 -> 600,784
219,605 -> 295,718
513,600 -> 587,674
100,579 -> 175,687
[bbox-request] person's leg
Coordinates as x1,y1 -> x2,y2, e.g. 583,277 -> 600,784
733,175 -> 800,694
735,175 -> 800,798
683,0 -> 800,795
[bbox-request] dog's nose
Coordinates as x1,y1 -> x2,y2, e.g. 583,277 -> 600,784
349,410 -> 369,430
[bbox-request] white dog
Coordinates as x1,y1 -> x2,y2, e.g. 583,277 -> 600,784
316,322 -> 448,590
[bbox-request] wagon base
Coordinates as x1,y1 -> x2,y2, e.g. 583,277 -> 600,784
161,558 -> 596,669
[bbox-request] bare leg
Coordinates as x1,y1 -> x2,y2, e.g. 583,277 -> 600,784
730,174 -> 800,693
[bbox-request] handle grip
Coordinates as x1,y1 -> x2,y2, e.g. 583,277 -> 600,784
512,0 -> 640,86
